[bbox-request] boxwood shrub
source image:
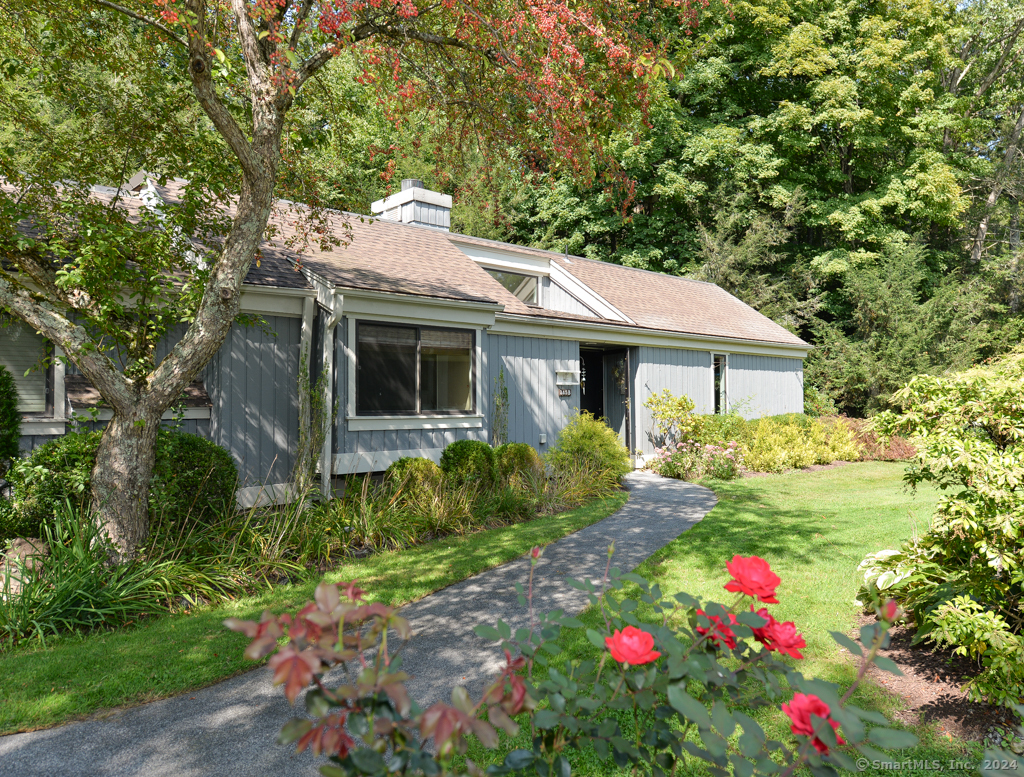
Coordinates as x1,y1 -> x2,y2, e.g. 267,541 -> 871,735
439,440 -> 497,488
4,428 -> 237,540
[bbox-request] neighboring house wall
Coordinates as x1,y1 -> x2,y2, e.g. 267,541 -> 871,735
541,278 -> 599,318
486,334 -> 579,453
726,354 -> 804,418
1,322 -> 48,414
632,346 -> 714,455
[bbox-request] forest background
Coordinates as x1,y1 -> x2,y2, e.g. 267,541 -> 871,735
290,0 -> 1024,417
4,0 -> 1023,419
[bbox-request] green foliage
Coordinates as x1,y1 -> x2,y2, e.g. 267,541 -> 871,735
4,429 -> 237,541
743,416 -> 862,474
244,551 -> 916,776
645,391 -> 861,477
858,349 -> 1024,707
1,506 -> 169,646
0,364 -> 19,480
384,457 -> 444,505
487,0 -> 1024,417
546,411 -> 631,482
804,385 -> 839,417
439,440 -> 497,489
642,389 -> 696,448
494,443 -> 544,485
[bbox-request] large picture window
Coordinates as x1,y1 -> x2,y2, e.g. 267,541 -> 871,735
356,322 -> 474,415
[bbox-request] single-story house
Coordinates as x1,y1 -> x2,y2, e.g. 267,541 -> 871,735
4,178 -> 810,504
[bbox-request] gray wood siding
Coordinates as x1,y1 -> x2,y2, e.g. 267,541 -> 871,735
633,347 -> 713,455
205,315 -> 302,486
541,277 -> 599,318
726,354 -> 804,418
487,334 -> 579,452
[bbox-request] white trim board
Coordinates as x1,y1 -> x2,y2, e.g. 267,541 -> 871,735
333,448 -> 445,475
70,406 -> 212,422
346,415 -> 484,432
19,419 -> 65,436
236,482 -> 298,509
491,315 -> 811,358
548,261 -> 632,323
451,241 -> 553,275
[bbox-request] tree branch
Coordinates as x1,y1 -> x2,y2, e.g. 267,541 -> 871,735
89,0 -> 186,47
183,0 -> 262,180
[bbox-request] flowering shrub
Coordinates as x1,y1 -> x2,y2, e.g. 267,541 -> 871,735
651,440 -> 743,480
643,390 -> 861,478
860,349 -> 1024,708
230,548 -> 933,776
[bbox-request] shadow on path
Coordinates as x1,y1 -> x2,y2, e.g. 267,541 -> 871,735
0,473 -> 715,777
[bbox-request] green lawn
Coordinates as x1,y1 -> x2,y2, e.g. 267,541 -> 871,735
0,493 -> 626,735
464,462 -> 983,776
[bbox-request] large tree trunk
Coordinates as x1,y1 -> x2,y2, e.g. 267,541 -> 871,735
90,406 -> 162,559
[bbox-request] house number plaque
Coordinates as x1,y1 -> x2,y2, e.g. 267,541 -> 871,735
558,387 -> 572,397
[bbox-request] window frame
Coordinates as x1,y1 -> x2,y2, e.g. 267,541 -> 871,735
354,320 -> 477,417
484,268 -> 540,305
712,353 -> 728,415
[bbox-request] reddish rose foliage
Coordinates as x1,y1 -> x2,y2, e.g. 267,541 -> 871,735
751,608 -> 806,659
605,625 -> 662,665
782,693 -> 845,754
695,610 -> 738,650
724,555 -> 781,603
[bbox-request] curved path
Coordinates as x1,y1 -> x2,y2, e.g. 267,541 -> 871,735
0,473 -> 716,776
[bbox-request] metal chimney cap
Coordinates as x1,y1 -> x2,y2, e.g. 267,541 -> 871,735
401,178 -> 424,191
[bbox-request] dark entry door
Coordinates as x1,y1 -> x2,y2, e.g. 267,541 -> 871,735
603,349 -> 630,451
579,349 -> 605,419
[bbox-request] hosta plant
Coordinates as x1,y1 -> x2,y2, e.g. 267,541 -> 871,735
230,547 -> 922,776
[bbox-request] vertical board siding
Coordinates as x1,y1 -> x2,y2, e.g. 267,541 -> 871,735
541,278 -> 599,318
633,347 -> 713,455
487,334 -> 579,452
727,355 -> 804,418
206,315 -> 302,486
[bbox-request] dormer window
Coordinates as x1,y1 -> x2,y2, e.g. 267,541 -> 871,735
485,269 -> 538,305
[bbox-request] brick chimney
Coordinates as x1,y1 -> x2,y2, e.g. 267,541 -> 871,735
370,179 -> 452,231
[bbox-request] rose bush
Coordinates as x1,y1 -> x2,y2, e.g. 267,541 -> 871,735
230,548 -> 1009,776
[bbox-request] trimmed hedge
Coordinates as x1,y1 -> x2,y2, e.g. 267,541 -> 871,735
4,429 -> 237,541
545,411 -> 631,480
439,440 -> 497,488
384,457 -> 444,503
495,442 -> 544,483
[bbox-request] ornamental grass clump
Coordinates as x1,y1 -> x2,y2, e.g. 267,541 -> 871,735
237,550 -> 933,777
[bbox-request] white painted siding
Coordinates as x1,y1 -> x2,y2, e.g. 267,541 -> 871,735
0,323 -> 47,413
727,354 -> 804,418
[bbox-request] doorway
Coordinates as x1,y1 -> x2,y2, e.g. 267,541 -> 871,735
579,346 -> 631,451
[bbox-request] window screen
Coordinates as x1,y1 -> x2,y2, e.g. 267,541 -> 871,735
357,324 -> 417,414
356,323 -> 474,415
485,269 -> 538,305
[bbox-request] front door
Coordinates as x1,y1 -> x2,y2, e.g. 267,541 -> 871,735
603,349 -> 630,451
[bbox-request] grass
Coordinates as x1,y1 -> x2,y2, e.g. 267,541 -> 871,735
0,492 -> 627,735
463,462 -> 984,776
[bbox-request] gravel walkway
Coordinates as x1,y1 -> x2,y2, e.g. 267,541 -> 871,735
0,472 -> 716,776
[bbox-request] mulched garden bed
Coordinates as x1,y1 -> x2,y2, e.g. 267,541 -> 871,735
848,614 -> 1019,744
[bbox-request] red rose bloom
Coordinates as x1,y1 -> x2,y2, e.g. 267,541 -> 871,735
725,555 -> 781,603
751,607 -> 805,658
605,626 -> 661,665
782,693 -> 845,754
695,610 -> 738,650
